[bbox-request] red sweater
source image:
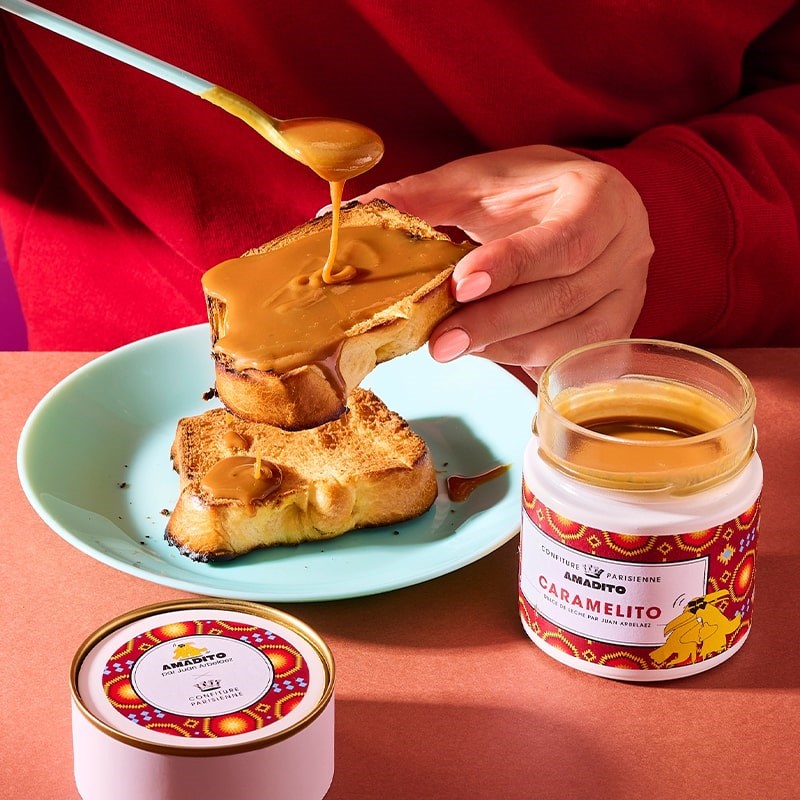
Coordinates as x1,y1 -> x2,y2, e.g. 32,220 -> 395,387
1,1 -> 799,350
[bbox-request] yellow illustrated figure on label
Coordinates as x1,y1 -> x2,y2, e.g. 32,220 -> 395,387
171,643 -> 208,659
650,590 -> 741,667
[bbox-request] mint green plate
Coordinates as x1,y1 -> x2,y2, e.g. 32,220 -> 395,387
18,325 -> 536,601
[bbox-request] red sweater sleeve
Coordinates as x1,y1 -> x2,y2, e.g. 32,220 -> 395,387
583,7 -> 800,346
2,1 -> 799,350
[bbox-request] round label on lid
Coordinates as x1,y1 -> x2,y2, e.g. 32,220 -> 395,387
75,603 -> 331,750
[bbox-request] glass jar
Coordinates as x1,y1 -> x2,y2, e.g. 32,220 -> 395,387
519,339 -> 761,681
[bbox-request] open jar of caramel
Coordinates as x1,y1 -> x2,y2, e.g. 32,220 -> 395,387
519,339 -> 761,681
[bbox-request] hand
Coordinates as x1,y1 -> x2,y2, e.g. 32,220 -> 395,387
358,145 -> 653,379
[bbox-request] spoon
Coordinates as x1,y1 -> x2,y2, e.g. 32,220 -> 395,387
0,0 -> 384,182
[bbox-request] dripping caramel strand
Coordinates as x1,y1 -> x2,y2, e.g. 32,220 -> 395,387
200,86 -> 382,287
321,180 -> 358,285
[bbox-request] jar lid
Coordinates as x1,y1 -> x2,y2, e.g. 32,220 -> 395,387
71,599 -> 334,755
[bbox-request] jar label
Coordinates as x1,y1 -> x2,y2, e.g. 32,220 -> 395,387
519,489 -> 759,672
101,618 -> 310,738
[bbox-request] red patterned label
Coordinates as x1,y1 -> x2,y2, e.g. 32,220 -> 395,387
102,618 -> 310,738
519,485 -> 760,672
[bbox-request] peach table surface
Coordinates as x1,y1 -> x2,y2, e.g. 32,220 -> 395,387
1,348 -> 798,800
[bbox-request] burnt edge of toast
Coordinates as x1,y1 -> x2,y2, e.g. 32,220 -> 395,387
162,529 -> 233,563
162,495 -> 438,563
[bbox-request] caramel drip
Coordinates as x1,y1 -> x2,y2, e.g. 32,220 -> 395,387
446,464 -> 511,502
223,430 -> 251,450
201,455 -> 282,508
313,345 -> 348,408
200,86 -> 384,287
321,181 -> 358,285
203,226 -> 473,374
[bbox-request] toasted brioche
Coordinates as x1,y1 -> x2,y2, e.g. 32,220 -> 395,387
165,388 -> 437,561
206,199 -> 471,430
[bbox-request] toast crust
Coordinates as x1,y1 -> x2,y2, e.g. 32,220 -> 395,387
165,388 -> 438,561
205,199 -> 471,429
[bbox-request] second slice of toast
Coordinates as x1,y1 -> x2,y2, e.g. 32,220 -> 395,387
166,388 -> 438,561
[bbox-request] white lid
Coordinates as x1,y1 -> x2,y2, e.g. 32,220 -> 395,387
73,600 -> 332,752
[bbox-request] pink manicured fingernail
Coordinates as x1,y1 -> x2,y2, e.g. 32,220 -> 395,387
432,328 -> 471,362
455,271 -> 491,302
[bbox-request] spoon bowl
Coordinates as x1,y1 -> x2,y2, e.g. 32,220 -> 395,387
200,87 -> 383,182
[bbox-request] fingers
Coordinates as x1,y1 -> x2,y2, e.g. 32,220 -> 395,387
356,146 -> 576,240
430,229 -> 650,368
355,147 -> 653,373
432,289 -> 638,371
447,269 -> 610,350
474,292 -> 634,367
450,166 -> 635,297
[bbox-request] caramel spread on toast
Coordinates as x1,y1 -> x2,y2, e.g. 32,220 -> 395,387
200,455 -> 282,509
202,225 -> 472,375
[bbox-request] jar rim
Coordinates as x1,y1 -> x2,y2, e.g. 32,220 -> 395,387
539,338 -> 756,437
535,339 -> 757,493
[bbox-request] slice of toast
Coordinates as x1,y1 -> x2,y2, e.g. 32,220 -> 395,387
204,199 -> 473,430
165,388 -> 438,561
